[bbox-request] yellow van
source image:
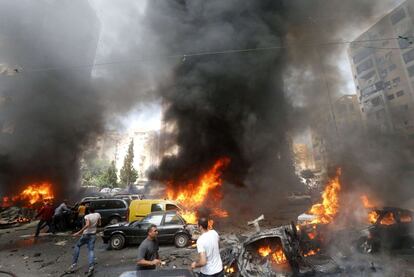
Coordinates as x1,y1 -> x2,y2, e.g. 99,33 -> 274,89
128,199 -> 181,222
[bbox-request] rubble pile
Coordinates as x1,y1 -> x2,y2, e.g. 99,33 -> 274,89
0,207 -> 33,228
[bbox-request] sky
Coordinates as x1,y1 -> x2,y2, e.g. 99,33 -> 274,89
87,0 -> 405,137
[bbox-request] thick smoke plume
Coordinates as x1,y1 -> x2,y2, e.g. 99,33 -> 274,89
147,1 -> 299,205
0,0 -> 102,198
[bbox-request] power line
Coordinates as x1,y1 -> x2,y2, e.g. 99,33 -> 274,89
15,36 -> 414,74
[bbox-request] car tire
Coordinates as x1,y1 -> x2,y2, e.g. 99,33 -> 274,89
109,216 -> 121,225
174,233 -> 189,248
110,234 -> 125,250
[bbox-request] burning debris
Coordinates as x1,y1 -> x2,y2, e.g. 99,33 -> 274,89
1,182 -> 54,208
221,223 -> 340,276
166,158 -> 230,224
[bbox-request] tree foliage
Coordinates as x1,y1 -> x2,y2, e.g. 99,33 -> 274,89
120,139 -> 138,187
81,158 -> 118,188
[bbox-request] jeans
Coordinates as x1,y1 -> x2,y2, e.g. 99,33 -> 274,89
72,234 -> 96,267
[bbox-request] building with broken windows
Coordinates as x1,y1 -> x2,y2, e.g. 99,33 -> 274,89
348,0 -> 414,136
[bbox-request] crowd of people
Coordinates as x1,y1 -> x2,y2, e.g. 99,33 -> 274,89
34,200 -> 88,237
35,201 -> 224,276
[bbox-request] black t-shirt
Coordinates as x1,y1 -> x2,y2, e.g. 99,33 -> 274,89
137,238 -> 159,270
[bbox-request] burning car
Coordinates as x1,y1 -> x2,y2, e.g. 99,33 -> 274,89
221,223 -> 339,276
357,207 -> 414,253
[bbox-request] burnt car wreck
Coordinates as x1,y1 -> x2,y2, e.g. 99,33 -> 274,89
221,223 -> 339,277
357,207 -> 414,253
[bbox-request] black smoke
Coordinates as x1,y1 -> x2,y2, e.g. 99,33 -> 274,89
147,0 -> 300,211
0,0 -> 102,198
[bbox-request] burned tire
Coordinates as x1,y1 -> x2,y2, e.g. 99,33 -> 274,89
110,234 -> 125,250
108,216 -> 121,225
174,233 -> 189,248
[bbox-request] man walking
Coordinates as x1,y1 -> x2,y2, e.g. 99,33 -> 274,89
68,207 -> 101,276
191,218 -> 224,277
34,200 -> 54,237
136,224 -> 161,271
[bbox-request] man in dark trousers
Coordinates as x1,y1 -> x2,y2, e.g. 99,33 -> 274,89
191,218 -> 224,277
34,200 -> 54,237
136,224 -> 161,271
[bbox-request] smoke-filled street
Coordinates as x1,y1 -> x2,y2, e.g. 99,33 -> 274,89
3,0 -> 414,276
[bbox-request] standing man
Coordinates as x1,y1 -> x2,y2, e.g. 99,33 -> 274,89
53,199 -> 71,231
191,218 -> 224,277
68,207 -> 101,275
34,200 -> 54,237
136,224 -> 161,271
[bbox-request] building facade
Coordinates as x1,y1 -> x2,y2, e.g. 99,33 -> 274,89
348,0 -> 414,136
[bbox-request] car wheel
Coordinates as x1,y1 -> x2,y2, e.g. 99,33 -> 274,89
110,234 -> 125,250
109,216 -> 121,225
174,233 -> 189,248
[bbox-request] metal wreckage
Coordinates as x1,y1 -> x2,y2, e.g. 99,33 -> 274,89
220,220 -> 340,277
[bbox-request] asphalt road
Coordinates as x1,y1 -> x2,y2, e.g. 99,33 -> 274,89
0,222 -> 199,277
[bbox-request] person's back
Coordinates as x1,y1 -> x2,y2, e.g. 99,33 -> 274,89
83,212 -> 100,234
197,229 -> 222,275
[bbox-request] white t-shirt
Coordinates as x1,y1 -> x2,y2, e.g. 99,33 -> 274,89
197,230 -> 223,275
83,213 -> 101,234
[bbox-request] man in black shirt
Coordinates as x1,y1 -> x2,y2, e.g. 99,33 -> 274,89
136,224 -> 161,270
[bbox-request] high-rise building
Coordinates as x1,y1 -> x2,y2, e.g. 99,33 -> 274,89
333,95 -> 364,137
348,0 -> 414,136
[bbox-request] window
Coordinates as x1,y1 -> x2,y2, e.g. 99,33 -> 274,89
407,64 -> 414,77
141,214 -> 163,226
399,37 -> 411,49
397,90 -> 405,97
361,70 -> 375,80
398,211 -> 413,223
371,96 -> 383,107
403,48 -> 414,64
151,203 -> 163,212
353,48 -> 372,64
164,214 -> 183,225
387,94 -> 395,100
92,201 -> 107,210
392,77 -> 400,87
166,204 -> 179,211
107,200 -> 126,209
380,212 -> 396,225
391,8 -> 406,25
357,59 -> 374,74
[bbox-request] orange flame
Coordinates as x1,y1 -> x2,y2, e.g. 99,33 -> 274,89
258,245 -> 287,264
368,210 -> 380,224
304,248 -> 320,257
307,169 -> 341,224
166,158 -> 230,224
379,212 -> 395,225
400,214 -> 412,223
1,182 -> 54,207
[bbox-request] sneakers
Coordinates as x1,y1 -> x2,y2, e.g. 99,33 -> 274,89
66,263 -> 76,273
87,266 -> 94,276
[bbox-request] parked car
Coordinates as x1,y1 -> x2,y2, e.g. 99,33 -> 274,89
103,211 -> 196,250
357,207 -> 414,253
100,187 -> 111,194
78,199 -> 129,226
128,199 -> 181,222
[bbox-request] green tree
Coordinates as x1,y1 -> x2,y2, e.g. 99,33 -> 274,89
120,139 -> 138,188
105,160 -> 118,188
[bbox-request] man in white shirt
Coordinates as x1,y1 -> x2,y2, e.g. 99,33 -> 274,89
67,207 -> 101,275
191,218 -> 224,277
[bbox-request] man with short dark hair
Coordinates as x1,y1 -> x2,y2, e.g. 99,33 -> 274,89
136,224 -> 161,271
191,218 -> 224,277
68,206 -> 101,275
34,200 -> 54,237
